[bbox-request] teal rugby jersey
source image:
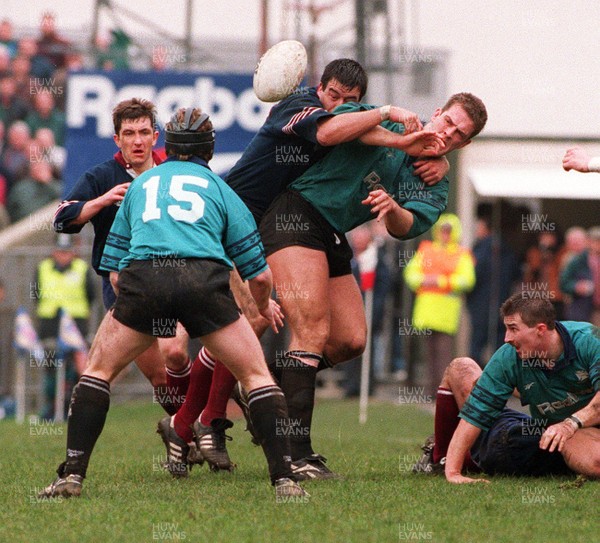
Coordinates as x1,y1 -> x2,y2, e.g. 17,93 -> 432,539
460,321 -> 600,430
100,157 -> 267,281
288,102 -> 448,239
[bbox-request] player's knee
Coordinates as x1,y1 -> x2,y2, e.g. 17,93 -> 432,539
335,335 -> 366,363
161,345 -> 188,370
445,357 -> 479,389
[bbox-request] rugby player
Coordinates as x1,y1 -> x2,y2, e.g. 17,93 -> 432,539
259,92 -> 488,478
39,107 -> 307,500
413,294 -> 600,483
169,58 -> 451,472
53,98 -> 191,414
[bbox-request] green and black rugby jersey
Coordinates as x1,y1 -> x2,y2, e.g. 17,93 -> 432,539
288,102 -> 449,239
461,321 -> 600,430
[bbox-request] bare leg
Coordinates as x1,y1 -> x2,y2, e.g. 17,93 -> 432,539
440,357 -> 482,409
323,274 -> 367,365
200,315 -> 295,484
53,312 -> 154,481
266,246 -> 332,461
158,323 -> 190,371
561,428 -> 600,478
85,311 -> 155,383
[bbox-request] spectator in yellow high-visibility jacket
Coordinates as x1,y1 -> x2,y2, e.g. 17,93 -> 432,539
33,234 -> 95,419
404,213 -> 475,393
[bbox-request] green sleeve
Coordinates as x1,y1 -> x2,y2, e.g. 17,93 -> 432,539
460,345 -> 517,430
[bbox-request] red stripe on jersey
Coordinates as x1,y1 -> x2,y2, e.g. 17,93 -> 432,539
282,106 -> 323,135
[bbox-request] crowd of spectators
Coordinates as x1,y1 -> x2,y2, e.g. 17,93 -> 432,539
0,15 -> 72,227
0,13 -> 194,229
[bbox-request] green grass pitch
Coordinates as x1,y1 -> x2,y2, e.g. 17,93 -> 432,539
0,399 -> 595,543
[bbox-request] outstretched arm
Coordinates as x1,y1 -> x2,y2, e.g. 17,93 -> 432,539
359,127 -> 444,158
445,419 -> 489,484
316,105 -> 422,146
563,147 -> 600,173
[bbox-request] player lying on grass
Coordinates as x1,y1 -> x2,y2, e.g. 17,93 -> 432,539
163,58 -> 453,475
413,293 -> 600,483
253,92 -> 488,479
39,107 -> 307,501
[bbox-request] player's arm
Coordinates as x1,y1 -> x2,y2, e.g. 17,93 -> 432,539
562,147 -> 600,173
248,267 -> 273,312
362,179 -> 448,240
540,390 -> 600,453
67,183 -> 131,226
223,188 -> 284,332
362,189 -> 414,237
98,197 -> 132,286
358,127 -> 444,159
316,105 -> 422,146
246,268 -> 284,334
445,420 -> 489,484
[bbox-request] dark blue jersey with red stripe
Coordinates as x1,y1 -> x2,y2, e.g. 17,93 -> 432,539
53,151 -> 163,276
225,86 -> 333,221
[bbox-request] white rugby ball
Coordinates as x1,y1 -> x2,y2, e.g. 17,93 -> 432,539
253,40 -> 307,102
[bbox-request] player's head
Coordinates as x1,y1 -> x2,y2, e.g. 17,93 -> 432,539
500,294 -> 556,359
112,98 -> 158,169
564,226 -> 588,254
317,58 -> 368,112
52,233 -> 76,266
425,92 -> 487,155
164,107 -> 215,162
112,97 -> 157,135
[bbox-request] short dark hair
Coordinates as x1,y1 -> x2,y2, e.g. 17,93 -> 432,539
320,58 -> 368,99
500,293 -> 556,330
441,92 -> 487,139
112,97 -> 157,135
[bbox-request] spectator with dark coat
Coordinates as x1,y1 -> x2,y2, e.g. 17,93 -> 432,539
466,216 -> 520,363
560,226 -> 600,326
36,14 -> 71,71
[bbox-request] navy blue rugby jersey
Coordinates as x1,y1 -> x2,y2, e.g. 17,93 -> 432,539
225,87 -> 333,221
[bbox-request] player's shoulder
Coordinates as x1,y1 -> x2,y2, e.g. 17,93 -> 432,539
268,87 -> 323,117
85,157 -> 127,182
486,343 -> 517,368
561,320 -> 599,344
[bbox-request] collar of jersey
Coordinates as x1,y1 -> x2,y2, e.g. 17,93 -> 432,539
164,155 -> 211,170
541,321 -> 575,373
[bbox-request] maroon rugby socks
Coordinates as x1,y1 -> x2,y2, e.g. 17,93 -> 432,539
173,348 -> 215,442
